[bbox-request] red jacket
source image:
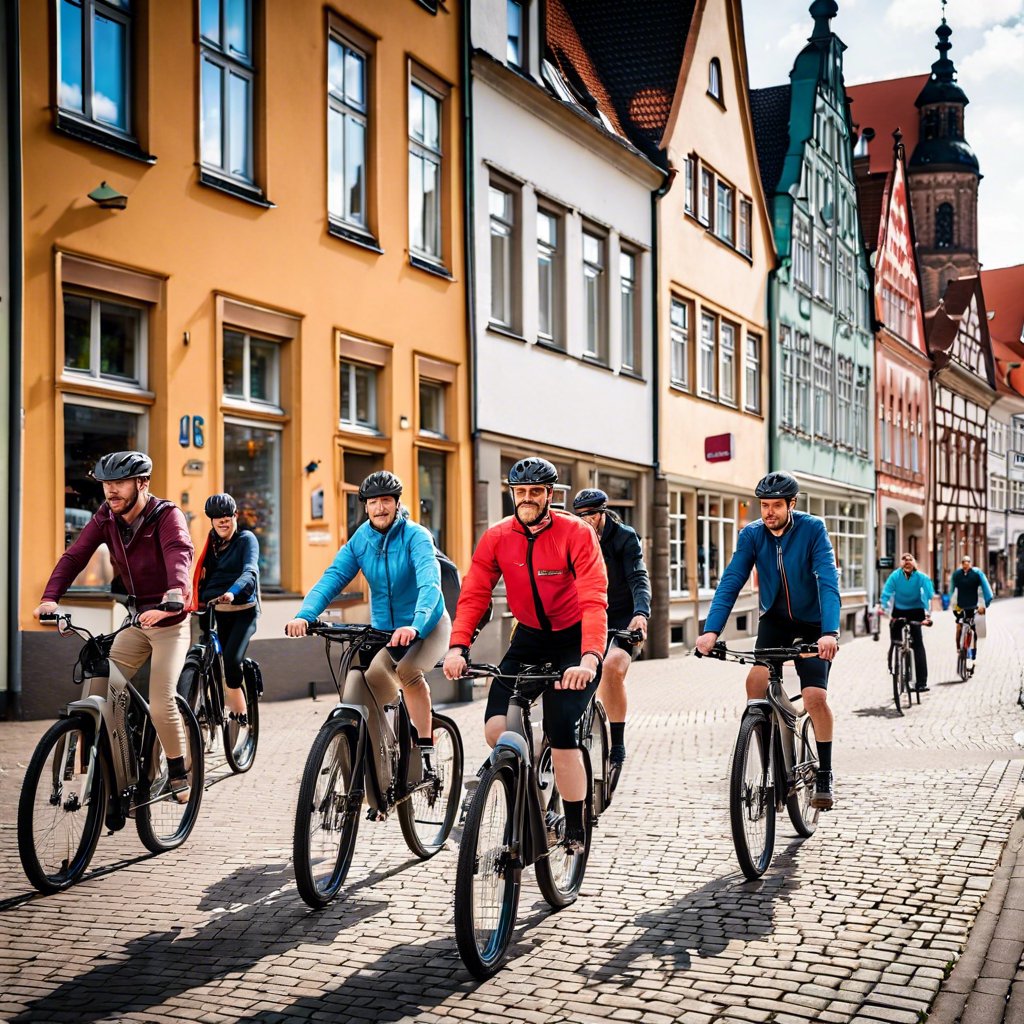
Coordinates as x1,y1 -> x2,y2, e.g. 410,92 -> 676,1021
43,496 -> 194,625
452,511 -> 608,655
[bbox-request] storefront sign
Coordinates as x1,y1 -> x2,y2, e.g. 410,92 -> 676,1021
305,529 -> 331,546
877,556 -> 894,569
704,433 -> 734,462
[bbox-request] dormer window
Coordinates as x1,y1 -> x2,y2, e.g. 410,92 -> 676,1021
507,0 -> 525,68
708,58 -> 723,103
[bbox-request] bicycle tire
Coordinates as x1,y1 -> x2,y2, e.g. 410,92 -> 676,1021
902,650 -> 914,710
293,716 -> 363,908
891,655 -> 903,716
398,713 -> 463,858
957,644 -> 968,682
136,696 -> 205,854
729,712 -> 775,880
588,699 -> 613,812
223,669 -> 260,774
785,716 -> 819,838
454,759 -> 520,979
534,745 -> 592,909
17,716 -> 109,894
178,658 -> 216,758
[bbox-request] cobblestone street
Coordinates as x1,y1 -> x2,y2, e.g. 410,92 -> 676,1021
2,600 -> 1023,1024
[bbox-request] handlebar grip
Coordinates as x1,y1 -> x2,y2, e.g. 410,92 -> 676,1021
39,613 -> 59,624
158,601 -> 184,613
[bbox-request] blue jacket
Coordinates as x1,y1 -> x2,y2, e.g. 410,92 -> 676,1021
704,511 -> 841,635
949,568 -> 993,608
297,514 -> 445,637
880,569 -> 934,612
197,529 -> 261,612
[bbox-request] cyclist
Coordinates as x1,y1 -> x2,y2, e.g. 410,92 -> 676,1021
879,553 -> 934,692
949,555 -> 993,659
33,451 -> 195,801
694,471 -> 840,810
442,457 -> 608,853
191,493 -> 261,719
285,471 -> 449,774
571,487 -> 650,768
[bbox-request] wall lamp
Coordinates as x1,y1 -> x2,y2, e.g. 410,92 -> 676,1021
304,460 -> 321,476
88,181 -> 128,210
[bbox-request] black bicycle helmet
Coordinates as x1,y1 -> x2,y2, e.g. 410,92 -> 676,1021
572,488 -> 608,513
507,457 -> 558,486
205,493 -> 237,518
358,471 -> 403,501
754,471 -> 800,499
92,450 -> 153,481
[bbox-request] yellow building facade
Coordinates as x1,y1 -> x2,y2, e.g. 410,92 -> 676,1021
15,0 -> 469,713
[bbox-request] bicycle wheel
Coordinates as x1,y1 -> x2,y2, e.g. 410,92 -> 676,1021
293,717 -> 363,908
223,674 -> 259,774
957,642 -> 968,682
399,713 -> 463,858
729,712 -> 775,880
17,716 -> 109,894
454,759 -> 521,980
534,745 -> 592,909
136,696 -> 205,854
901,650 -> 914,710
785,716 -> 819,838
587,700 -> 612,812
178,658 -> 216,757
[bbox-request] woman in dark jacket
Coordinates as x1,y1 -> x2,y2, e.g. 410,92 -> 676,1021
192,493 -> 260,718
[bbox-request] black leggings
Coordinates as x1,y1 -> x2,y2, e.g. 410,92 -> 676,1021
890,606 -> 928,686
215,608 -> 258,689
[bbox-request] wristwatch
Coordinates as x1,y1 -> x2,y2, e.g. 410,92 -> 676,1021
449,644 -> 470,658
821,630 -> 840,639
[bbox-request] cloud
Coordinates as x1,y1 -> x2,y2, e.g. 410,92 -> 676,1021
960,23 -> 1024,80
777,21 -> 810,53
885,0 -> 1023,30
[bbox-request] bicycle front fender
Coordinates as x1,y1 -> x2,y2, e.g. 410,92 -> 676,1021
327,702 -> 369,726
63,695 -> 104,734
492,731 -> 530,763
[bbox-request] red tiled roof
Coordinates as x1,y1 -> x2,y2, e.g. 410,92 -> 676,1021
846,75 -> 929,175
990,335 -> 1024,397
981,265 -> 1024,347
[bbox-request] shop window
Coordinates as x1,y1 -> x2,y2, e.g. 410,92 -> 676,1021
669,489 -> 687,595
224,420 -> 281,586
417,449 -> 447,550
224,329 -> 281,409
697,493 -> 738,591
339,360 -> 379,432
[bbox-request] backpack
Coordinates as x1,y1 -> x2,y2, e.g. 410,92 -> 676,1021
433,541 -> 493,639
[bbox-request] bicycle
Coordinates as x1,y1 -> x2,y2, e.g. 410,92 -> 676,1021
177,603 -> 261,774
696,642 -> 821,880
292,622 -> 463,909
453,662 -> 595,979
887,617 -> 931,714
955,609 -> 978,682
18,611 -> 205,894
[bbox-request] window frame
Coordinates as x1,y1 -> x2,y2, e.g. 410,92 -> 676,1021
506,0 -> 526,68
718,319 -> 737,406
738,197 -> 752,257
619,248 -> 639,373
338,358 -> 380,434
793,216 -> 812,290
223,327 -> 283,413
813,341 -> 833,440
670,296 -> 690,391
408,66 -> 450,270
699,167 -> 713,228
744,332 -> 761,414
536,203 -> 563,347
698,311 -> 717,400
62,289 -> 149,394
707,57 -> 723,105
668,489 -> 688,596
418,377 -> 448,440
715,180 -> 734,246
488,179 -> 518,330
582,226 -> 608,363
683,155 -> 695,216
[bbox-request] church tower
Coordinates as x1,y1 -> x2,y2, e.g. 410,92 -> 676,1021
907,9 -> 980,309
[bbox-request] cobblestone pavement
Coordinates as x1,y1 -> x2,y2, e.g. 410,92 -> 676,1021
2,601 -> 1023,1024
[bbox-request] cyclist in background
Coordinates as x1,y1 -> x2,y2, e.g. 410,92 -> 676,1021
572,488 -> 650,768
879,553 -> 934,692
949,555 -> 993,657
192,493 -> 261,719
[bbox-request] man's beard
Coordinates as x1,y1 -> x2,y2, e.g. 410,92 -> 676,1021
108,483 -> 140,516
515,498 -> 549,527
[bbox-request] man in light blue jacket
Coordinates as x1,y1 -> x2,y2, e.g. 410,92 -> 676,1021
880,552 -> 934,692
285,471 -> 449,771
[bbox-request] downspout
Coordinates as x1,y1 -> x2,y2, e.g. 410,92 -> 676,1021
5,0 -> 23,719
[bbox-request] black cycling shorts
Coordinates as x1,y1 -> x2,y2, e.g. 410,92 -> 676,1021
755,612 -> 830,690
484,622 -> 600,749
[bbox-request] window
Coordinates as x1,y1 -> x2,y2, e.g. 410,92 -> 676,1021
782,329 -> 813,432
684,156 -> 695,215
815,239 -> 832,303
224,329 -> 280,408
699,168 -> 713,227
936,202 -> 954,249
719,321 -> 736,405
582,230 -> 607,361
670,298 -> 689,390
620,250 -> 638,372
780,326 -> 795,428
200,0 -> 255,185
715,181 -> 734,245
327,28 -> 369,231
836,356 -> 853,446
63,292 -> 145,388
537,207 -> 561,345
698,312 -> 716,399
738,198 -> 752,257
802,496 -> 866,591
597,472 -> 636,526
58,0 -> 132,135
813,342 -> 832,439
708,58 -> 722,102
419,379 -> 446,438
489,184 -> 516,327
744,333 -> 761,414
669,489 -> 687,595
794,217 -> 812,289
697,494 -> 739,591
417,450 -> 447,550
911,414 -> 920,472
409,77 -> 444,264
506,0 -> 525,67
224,421 -> 282,586
339,360 -> 378,431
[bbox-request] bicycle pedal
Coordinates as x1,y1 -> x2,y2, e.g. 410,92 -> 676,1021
365,807 -> 387,822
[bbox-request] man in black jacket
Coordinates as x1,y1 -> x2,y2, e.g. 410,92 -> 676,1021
573,489 -> 651,766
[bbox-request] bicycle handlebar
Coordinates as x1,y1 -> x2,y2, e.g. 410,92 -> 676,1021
38,611 -> 141,643
457,661 -> 564,684
304,621 -> 395,645
695,641 -> 823,664
608,628 -> 645,644
890,617 -> 933,627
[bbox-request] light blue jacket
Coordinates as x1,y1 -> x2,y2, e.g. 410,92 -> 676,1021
880,569 -> 935,612
297,515 -> 445,637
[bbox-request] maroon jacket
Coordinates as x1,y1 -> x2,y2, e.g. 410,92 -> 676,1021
43,496 -> 194,625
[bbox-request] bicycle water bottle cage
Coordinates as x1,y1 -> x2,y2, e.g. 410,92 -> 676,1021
493,731 -> 530,762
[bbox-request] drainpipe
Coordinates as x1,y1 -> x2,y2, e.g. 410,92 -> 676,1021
5,0 -> 23,719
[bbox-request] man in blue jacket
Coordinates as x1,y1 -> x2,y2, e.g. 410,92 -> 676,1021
695,471 -> 841,810
285,471 -> 449,773
879,553 -> 934,692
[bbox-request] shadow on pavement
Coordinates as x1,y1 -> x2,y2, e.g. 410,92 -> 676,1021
851,704 -> 904,719
0,852 -> 156,912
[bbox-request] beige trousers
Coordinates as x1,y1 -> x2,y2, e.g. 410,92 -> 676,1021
362,614 -> 452,704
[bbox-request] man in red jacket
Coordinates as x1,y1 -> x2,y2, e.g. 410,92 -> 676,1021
34,451 -> 195,800
443,457 -> 607,852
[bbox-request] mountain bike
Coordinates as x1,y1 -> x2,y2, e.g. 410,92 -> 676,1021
887,617 -> 931,714
177,603 -> 261,774
292,622 -> 463,908
955,609 -> 977,682
697,642 -> 821,880
454,662 -> 594,979
18,611 -> 205,894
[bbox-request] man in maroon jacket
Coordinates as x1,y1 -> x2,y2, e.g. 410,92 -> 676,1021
443,457 -> 607,852
34,451 -> 195,799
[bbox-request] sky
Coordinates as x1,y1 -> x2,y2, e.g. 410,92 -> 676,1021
741,0 -> 1024,271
